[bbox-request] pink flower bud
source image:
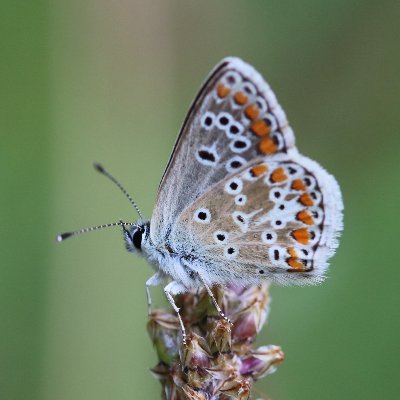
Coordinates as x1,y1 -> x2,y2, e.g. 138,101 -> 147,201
147,310 -> 180,364
180,332 -> 211,369
240,345 -> 284,379
207,318 -> 232,353
218,376 -> 252,400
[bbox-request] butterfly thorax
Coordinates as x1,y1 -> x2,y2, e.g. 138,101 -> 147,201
124,221 -> 201,289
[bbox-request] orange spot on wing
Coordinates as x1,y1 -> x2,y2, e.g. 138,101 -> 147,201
299,193 -> 314,206
259,137 -> 277,154
270,167 -> 288,182
234,91 -> 249,105
244,104 -> 260,120
297,210 -> 314,225
250,120 -> 271,137
217,84 -> 230,98
291,179 -> 307,191
250,164 -> 268,177
288,248 -> 298,258
287,257 -> 304,269
292,228 -> 310,245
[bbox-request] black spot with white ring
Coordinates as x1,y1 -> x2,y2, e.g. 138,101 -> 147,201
224,71 -> 241,86
201,111 -> 215,130
224,177 -> 243,195
235,194 -> 247,206
269,245 -> 285,264
261,230 -> 277,244
214,230 -> 229,245
196,145 -> 219,167
264,113 -> 277,132
226,156 -> 246,173
229,136 -> 251,154
269,188 -> 285,202
224,245 -> 239,259
271,219 -> 286,229
216,112 -> 233,131
226,121 -> 244,139
241,81 -> 257,96
193,208 -> 211,224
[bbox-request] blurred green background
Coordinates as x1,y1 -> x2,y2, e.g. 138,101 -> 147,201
1,1 -> 399,399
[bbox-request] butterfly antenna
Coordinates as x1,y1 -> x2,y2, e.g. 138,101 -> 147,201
93,162 -> 144,219
56,220 -> 135,242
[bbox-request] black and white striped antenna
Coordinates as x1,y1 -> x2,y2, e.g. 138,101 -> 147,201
56,221 -> 135,242
93,162 -> 143,219
56,163 -> 142,242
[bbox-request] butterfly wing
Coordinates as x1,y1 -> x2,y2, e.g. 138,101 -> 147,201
172,156 -> 343,285
151,57 -> 295,245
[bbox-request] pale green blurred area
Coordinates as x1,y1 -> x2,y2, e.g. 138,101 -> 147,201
1,1 -> 400,399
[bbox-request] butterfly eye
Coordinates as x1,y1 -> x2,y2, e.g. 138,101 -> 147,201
131,228 -> 143,250
128,225 -> 146,252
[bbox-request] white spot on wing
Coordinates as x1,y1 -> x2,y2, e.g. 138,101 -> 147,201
232,209 -> 262,233
214,231 -> 229,245
196,144 -> 219,167
229,136 -> 251,154
224,245 -> 239,259
224,177 -> 243,195
200,111 -> 215,130
216,112 -> 233,131
193,208 -> 211,224
261,230 -> 277,244
235,194 -> 247,206
226,156 -> 247,173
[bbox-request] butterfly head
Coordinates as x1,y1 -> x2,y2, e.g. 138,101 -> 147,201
124,221 -> 150,254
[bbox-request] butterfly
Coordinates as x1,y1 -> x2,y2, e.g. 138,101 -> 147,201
58,57 -> 343,342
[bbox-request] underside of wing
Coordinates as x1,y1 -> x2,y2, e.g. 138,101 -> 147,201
173,154 -> 343,286
151,57 -> 295,245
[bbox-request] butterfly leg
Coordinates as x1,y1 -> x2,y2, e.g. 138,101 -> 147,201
164,281 -> 187,344
197,272 -> 232,325
145,272 -> 164,314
